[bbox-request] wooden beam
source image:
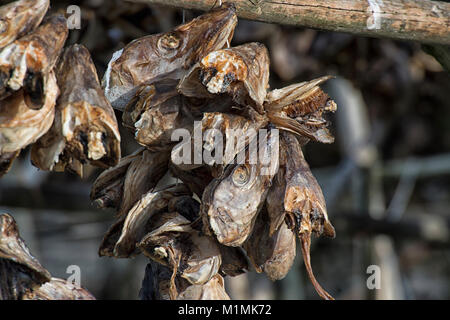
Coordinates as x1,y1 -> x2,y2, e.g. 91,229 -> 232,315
128,0 -> 450,45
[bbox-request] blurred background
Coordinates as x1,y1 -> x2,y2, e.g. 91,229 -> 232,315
0,0 -> 449,299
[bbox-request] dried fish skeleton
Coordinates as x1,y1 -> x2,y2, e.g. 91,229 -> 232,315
0,213 -> 95,300
103,3 -> 237,110
0,14 -> 68,105
31,44 -> 121,176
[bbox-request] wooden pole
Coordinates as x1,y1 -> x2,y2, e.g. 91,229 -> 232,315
128,0 -> 450,45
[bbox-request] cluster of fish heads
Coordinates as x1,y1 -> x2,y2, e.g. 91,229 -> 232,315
0,0 -> 121,178
96,3 -> 338,300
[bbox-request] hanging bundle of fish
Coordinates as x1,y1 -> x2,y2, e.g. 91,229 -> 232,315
0,0 -> 120,177
95,3 -> 338,300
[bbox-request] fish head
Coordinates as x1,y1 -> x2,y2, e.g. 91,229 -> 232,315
103,3 -> 237,110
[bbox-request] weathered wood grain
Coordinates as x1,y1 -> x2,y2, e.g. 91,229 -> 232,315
128,0 -> 450,44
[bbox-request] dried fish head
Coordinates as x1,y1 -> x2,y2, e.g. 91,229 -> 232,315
103,3 -> 237,110
0,14 -> 67,105
0,71 -> 58,154
98,184 -> 191,257
201,129 -> 280,246
265,142 -> 288,236
140,261 -> 229,300
0,150 -> 19,178
170,107 -> 268,174
201,109 -> 269,174
122,79 -> 179,130
266,76 -> 337,144
125,84 -> 234,147
22,278 -> 95,300
117,149 -> 170,217
140,261 -> 191,300
139,211 -> 222,286
283,133 -> 335,239
179,42 -> 270,114
176,274 -> 230,300
169,164 -> 213,199
0,213 -> 51,299
282,132 -> 335,300
134,95 -> 194,152
31,44 -> 121,175
91,149 -> 169,217
0,0 -> 49,49
114,184 -> 191,258
90,148 -> 144,209
244,208 -> 296,281
218,245 -> 248,277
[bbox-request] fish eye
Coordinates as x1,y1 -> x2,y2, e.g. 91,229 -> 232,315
232,165 -> 251,186
157,32 -> 181,51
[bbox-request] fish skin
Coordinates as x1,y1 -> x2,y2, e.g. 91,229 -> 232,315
138,210 -> 222,286
0,71 -> 58,155
201,129 -> 279,247
0,0 -> 49,49
178,42 -> 270,114
90,148 -> 143,210
0,213 -> 95,300
140,261 -> 229,300
244,207 -> 296,281
30,44 -> 121,175
0,14 -> 68,104
22,278 -> 96,300
0,150 -> 19,178
103,3 -> 237,110
282,131 -> 335,300
0,213 -> 51,299
265,76 -> 337,144
115,185 -> 191,258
